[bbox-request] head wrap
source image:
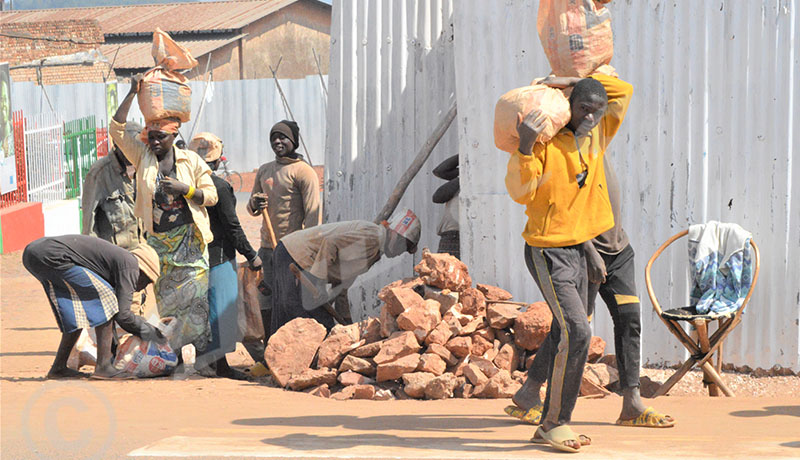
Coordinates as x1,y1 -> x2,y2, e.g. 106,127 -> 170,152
139,117 -> 181,143
270,120 -> 300,149
189,132 -> 223,161
130,243 -> 160,282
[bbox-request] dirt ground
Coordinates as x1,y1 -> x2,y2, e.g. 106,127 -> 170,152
2,203 -> 799,459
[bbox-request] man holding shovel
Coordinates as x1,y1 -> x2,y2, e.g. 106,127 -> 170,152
245,120 -> 321,367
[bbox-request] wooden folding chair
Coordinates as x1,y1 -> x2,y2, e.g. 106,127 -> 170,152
644,229 -> 760,397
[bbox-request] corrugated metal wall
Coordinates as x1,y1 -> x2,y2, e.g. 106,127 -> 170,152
11,75 -> 328,171
325,0 -> 458,321
328,0 -> 799,371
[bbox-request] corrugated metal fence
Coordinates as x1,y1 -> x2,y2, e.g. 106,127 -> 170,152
327,0 -> 799,371
325,0 -> 458,321
11,75 -> 328,172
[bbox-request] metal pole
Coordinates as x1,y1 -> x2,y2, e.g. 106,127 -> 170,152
189,51 -> 213,141
269,57 -> 314,167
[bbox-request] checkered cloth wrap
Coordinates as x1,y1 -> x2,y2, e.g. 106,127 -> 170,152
46,266 -> 119,333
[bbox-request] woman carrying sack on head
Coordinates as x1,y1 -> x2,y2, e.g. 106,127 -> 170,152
110,30 -> 218,354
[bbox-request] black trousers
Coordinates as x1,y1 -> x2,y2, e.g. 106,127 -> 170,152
524,243 -> 591,427
527,243 -> 642,390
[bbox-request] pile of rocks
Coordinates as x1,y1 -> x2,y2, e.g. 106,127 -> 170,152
264,251 -> 618,400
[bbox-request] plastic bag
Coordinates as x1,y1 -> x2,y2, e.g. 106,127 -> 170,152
537,0 -> 614,77
237,265 -> 265,341
113,318 -> 179,377
494,84 -> 571,152
151,27 -> 198,71
67,329 -> 97,370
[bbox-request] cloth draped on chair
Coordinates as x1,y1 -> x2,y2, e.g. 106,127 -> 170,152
688,221 -> 754,316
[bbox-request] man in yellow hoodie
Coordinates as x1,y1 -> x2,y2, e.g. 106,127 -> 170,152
505,73 -> 632,453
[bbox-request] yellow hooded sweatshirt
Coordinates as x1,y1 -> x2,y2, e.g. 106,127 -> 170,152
505,74 -> 633,248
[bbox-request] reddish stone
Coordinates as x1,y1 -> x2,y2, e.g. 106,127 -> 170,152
378,278 -> 424,303
317,325 -> 360,369
379,304 -> 399,338
424,372 -> 458,399
474,370 -> 521,398
339,355 -> 376,376
513,302 -> 553,351
396,298 -> 442,342
413,250 -> 472,292
402,372 -> 436,399
459,316 -> 487,336
476,283 -> 513,301
525,353 -> 536,370
265,318 -> 328,388
487,303 -> 520,329
288,368 -> 338,391
426,343 -> 459,367
350,340 -> 383,358
451,356 -> 470,377
418,353 -> 447,376
383,287 -> 426,317
470,355 -> 501,378
460,288 -> 487,316
423,285 -> 460,315
358,317 -> 383,344
305,384 -> 331,398
493,343 -> 520,372
373,331 -> 421,364
424,320 -> 454,346
376,353 -> 421,382
598,354 -> 617,369
483,340 -> 501,362
496,329 -> 514,345
463,363 -> 488,386
445,336 -> 472,358
588,336 -> 606,363
352,384 -> 377,400
470,334 -> 494,357
338,370 -> 375,386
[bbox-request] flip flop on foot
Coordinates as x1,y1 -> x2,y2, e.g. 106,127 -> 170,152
46,368 -> 90,379
504,403 -> 543,425
531,426 -> 591,446
89,370 -> 135,380
616,406 -> 675,428
537,425 -> 584,453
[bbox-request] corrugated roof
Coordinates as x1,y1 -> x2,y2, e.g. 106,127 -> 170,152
100,34 -> 246,69
0,0 -> 324,35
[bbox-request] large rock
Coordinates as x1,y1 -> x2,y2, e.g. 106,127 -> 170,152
477,283 -> 513,301
413,250 -> 472,292
376,353 -> 421,382
445,336 -> 472,358
331,384 -> 377,400
418,353 -> 447,376
383,287 -> 426,317
424,320 -> 454,346
338,370 -> 375,386
339,355 -> 376,376
459,288 -> 487,316
378,277 -> 424,303
463,363 -> 488,386
513,302 -> 553,351
426,343 -> 458,367
423,285 -> 460,315
402,372 -> 436,398
379,303 -> 399,338
493,343 -> 520,372
474,370 -> 521,398
425,373 -> 458,399
317,324 -> 362,369
396,299 -> 442,342
287,368 -> 338,391
588,336 -> 606,363
350,340 -> 383,358
459,316 -> 487,336
373,331 -> 421,364
581,362 -> 619,396
265,318 -> 328,388
487,303 -> 520,329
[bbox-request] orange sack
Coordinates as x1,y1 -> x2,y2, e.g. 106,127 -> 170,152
137,28 -> 197,123
537,0 -> 614,78
494,84 -> 571,153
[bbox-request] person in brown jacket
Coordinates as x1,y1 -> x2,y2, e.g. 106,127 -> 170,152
244,120 -> 321,366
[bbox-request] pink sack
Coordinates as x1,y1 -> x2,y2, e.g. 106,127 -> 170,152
537,0 -> 614,78
494,84 -> 571,153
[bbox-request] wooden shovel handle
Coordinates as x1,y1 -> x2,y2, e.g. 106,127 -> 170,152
261,208 -> 278,248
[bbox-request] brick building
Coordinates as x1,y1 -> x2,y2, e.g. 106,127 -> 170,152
0,19 -> 114,85
0,0 -> 331,82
